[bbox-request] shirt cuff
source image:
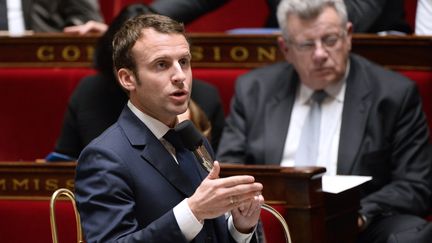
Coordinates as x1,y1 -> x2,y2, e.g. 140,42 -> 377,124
228,215 -> 254,243
173,198 -> 204,241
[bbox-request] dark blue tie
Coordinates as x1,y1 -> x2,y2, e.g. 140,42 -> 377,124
164,129 -> 202,188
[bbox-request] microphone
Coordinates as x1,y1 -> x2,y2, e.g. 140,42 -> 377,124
174,120 -> 214,172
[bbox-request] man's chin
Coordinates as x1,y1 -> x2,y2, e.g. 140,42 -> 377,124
172,105 -> 188,115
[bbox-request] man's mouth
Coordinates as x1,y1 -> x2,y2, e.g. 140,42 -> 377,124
171,90 -> 188,97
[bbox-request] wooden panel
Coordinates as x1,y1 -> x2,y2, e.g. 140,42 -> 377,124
0,162 -> 358,243
0,162 -> 76,199
0,33 -> 431,70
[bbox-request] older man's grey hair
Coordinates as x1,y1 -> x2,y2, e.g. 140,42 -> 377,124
276,0 -> 348,40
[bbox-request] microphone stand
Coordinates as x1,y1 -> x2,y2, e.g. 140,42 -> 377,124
175,120 -> 292,243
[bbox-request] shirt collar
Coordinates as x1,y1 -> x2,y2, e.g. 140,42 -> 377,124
127,100 -> 172,140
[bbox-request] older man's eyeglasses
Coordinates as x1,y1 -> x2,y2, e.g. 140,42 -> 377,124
287,31 -> 346,53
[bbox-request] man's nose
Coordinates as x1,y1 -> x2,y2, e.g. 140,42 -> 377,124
312,42 -> 329,63
171,62 -> 186,83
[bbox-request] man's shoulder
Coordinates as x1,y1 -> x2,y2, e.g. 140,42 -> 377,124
86,122 -> 125,149
351,54 -> 414,87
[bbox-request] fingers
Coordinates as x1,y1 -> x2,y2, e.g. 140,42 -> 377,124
63,21 -> 108,35
230,194 -> 265,233
206,161 -> 220,180
235,195 -> 263,217
240,194 -> 264,217
217,175 -> 256,188
227,190 -> 262,209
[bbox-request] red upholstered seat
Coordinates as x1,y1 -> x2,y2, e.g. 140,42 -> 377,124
398,70 -> 432,140
0,200 -> 77,243
193,68 -> 250,115
0,68 -> 95,161
261,204 -> 288,243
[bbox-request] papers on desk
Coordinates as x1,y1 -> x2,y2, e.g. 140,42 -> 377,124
322,175 -> 372,194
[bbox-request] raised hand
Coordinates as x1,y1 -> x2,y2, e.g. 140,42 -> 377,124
187,161 -> 263,225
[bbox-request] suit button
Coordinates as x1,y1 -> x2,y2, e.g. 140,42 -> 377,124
205,236 -> 213,243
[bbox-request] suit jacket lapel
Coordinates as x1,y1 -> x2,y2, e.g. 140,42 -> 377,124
118,106 -> 196,197
337,56 -> 372,174
141,141 -> 197,197
264,68 -> 299,164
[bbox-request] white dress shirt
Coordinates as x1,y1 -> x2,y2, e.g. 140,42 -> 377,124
415,0 -> 432,35
6,0 -> 25,36
280,64 -> 349,176
127,101 -> 253,242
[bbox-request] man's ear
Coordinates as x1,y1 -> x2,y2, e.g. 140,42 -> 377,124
277,36 -> 292,63
117,68 -> 136,92
345,22 -> 353,51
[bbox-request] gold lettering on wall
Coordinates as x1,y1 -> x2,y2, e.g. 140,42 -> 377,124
230,46 -> 249,61
167,44 -> 280,65
62,45 -> 81,61
33,178 -> 40,191
66,179 -> 75,190
36,46 -> 55,61
13,179 -> 29,190
0,175 -> 75,197
257,46 -> 277,61
45,179 -> 59,191
35,45 -> 95,62
0,179 -> 5,190
86,45 -> 95,61
191,46 -> 203,61
212,46 -> 221,61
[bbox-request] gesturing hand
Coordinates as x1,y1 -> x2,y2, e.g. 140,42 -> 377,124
231,194 -> 265,233
187,161 -> 263,223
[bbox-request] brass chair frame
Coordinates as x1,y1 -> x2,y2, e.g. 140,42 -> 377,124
49,188 -> 84,243
261,204 -> 292,243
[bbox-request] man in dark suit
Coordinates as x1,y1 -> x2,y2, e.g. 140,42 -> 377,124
75,14 -> 264,243
52,4 -> 225,161
217,0 -> 432,242
151,0 -> 411,33
0,0 -> 103,32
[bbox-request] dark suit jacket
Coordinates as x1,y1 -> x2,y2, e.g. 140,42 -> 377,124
75,106 -> 236,243
54,75 -> 224,159
217,54 -> 432,221
21,0 -> 103,32
152,0 -> 411,33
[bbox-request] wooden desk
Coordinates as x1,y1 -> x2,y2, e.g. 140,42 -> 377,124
0,162 -> 359,243
0,33 -> 431,70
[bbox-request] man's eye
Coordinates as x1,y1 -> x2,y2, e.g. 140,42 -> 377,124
156,62 -> 167,69
179,58 -> 190,67
323,35 -> 339,46
298,42 -> 315,50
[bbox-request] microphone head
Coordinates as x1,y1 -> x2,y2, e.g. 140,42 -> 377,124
175,120 -> 204,151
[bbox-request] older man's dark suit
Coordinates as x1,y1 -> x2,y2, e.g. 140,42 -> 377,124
75,106 -> 238,243
217,54 -> 432,241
